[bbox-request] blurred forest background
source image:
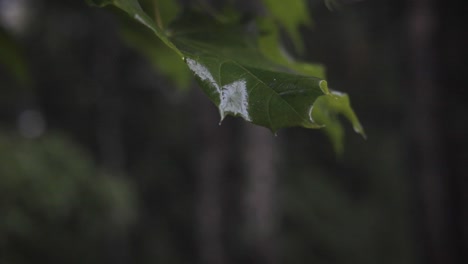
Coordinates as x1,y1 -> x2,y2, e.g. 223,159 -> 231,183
0,0 -> 466,264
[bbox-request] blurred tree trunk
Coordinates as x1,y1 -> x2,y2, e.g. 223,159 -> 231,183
242,125 -> 278,264
438,1 -> 468,262
195,90 -> 229,264
194,90 -> 279,264
408,0 -> 454,263
93,16 -> 129,264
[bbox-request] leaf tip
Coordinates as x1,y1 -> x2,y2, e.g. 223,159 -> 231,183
319,80 -> 330,94
218,114 -> 226,126
271,127 -> 280,137
354,125 -> 367,140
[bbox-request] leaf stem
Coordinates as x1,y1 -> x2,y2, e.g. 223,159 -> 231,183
153,0 -> 163,29
197,0 -> 229,23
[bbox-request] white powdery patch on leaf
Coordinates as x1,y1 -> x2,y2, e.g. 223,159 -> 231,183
186,58 -> 220,93
219,79 -> 251,121
186,58 -> 251,121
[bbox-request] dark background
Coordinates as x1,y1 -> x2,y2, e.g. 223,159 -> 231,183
0,0 -> 466,263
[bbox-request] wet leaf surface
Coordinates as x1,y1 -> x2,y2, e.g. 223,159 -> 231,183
88,0 -> 365,148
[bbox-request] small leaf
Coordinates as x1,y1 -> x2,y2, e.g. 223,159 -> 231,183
257,18 -> 326,79
311,91 -> 366,154
260,0 -> 312,53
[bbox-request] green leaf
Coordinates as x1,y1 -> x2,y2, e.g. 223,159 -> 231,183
311,91 -> 366,155
257,18 -> 326,79
155,0 -> 181,28
170,13 -> 364,138
88,0 -> 365,148
260,0 -> 312,53
119,15 -> 191,89
166,13 -> 327,132
87,0 -> 182,57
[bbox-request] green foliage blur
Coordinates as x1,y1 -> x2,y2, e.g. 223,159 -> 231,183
0,131 -> 135,263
